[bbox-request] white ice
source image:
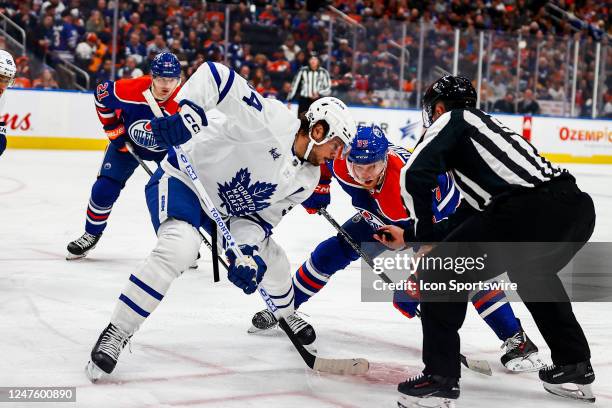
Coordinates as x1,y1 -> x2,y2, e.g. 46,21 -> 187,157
1,149 -> 611,408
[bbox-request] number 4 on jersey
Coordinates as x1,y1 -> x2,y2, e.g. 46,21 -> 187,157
242,91 -> 263,112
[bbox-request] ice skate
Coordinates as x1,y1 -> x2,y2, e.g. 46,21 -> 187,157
540,361 -> 595,403
397,373 -> 459,408
85,323 -> 131,383
66,232 -> 101,260
500,322 -> 545,372
248,309 -> 316,346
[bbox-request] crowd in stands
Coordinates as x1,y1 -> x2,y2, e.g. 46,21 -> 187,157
0,0 -> 609,117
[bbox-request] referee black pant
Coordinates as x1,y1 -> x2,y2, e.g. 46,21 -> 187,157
297,97 -> 316,115
419,175 -> 595,378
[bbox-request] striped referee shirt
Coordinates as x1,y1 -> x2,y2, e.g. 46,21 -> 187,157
400,108 -> 566,240
288,66 -> 332,100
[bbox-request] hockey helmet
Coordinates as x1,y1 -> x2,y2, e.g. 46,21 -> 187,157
304,97 -> 356,160
150,52 -> 181,78
422,75 -> 476,128
0,50 -> 16,87
347,125 -> 389,187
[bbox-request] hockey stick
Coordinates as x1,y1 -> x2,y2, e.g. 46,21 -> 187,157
124,140 -> 223,281
143,89 -> 368,375
318,208 -> 492,376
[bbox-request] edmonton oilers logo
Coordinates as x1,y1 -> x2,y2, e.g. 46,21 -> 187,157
128,120 -> 164,152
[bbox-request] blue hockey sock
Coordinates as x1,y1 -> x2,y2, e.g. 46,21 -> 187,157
471,289 -> 520,341
293,259 -> 331,309
85,177 -> 122,235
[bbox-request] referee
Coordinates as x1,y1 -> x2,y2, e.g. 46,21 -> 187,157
377,76 -> 596,406
287,55 -> 331,114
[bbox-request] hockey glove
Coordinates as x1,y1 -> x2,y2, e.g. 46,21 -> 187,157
302,164 -> 332,214
225,244 -> 267,295
151,99 -> 207,149
393,274 -> 420,319
103,121 -> 128,151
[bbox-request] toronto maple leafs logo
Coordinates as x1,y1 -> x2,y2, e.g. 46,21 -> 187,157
217,168 -> 277,216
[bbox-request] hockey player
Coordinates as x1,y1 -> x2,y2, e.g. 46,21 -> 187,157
378,76 -> 596,406
84,59 -> 357,381
66,52 -> 182,259
250,125 -> 543,371
0,49 -> 16,157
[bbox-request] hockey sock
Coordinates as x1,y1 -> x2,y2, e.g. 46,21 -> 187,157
471,289 -> 520,341
111,219 -> 200,333
293,258 -> 331,309
85,177 -> 122,235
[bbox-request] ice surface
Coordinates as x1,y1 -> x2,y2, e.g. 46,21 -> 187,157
1,150 -> 611,407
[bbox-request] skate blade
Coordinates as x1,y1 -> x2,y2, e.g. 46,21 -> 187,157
66,252 -> 87,260
543,382 -> 595,403
505,353 -> 546,372
247,323 -> 279,335
85,361 -> 106,383
398,395 -> 455,408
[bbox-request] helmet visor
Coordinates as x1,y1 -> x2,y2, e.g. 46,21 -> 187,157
421,104 -> 433,129
347,158 -> 387,186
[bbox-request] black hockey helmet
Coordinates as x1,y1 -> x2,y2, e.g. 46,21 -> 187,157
421,75 -> 477,128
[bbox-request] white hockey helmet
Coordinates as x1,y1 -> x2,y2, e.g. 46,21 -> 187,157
304,96 -> 357,160
0,50 -> 16,87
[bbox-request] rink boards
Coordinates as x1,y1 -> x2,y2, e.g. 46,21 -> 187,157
3,88 -> 612,163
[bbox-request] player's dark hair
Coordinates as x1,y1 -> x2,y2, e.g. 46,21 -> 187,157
297,112 -> 330,139
298,112 -> 310,135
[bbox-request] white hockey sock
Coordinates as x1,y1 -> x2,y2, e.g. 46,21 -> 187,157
111,219 -> 201,333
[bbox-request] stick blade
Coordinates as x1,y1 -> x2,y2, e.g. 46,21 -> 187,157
461,355 -> 492,376
313,357 -> 370,375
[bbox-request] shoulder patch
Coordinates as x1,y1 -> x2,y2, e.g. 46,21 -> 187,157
114,76 -> 153,103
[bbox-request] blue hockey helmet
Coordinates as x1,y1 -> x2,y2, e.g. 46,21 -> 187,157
347,125 -> 389,164
346,125 -> 389,188
150,52 -> 181,78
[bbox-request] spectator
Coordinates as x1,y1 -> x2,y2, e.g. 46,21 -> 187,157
493,92 -> 517,114
227,33 -> 245,70
602,90 -> 612,118
281,35 -> 301,63
238,65 -> 251,81
41,0 -> 66,19
146,34 -> 169,57
13,3 -> 38,35
117,56 -> 144,79
203,25 -> 225,62
95,59 -> 113,84
125,32 -> 147,65
54,10 -> 81,60
278,81 -> 292,101
489,75 -> 507,104
267,52 -> 291,74
517,89 -> 540,114
85,9 -> 105,34
13,56 -> 33,88
259,76 -> 279,99
33,69 -> 60,89
34,15 -> 56,59
75,33 -> 98,69
548,81 -> 566,101
291,50 -> 307,73
88,34 -> 108,74
287,55 -> 332,114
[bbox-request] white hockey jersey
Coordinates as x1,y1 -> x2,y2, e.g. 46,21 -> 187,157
161,62 -> 320,247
